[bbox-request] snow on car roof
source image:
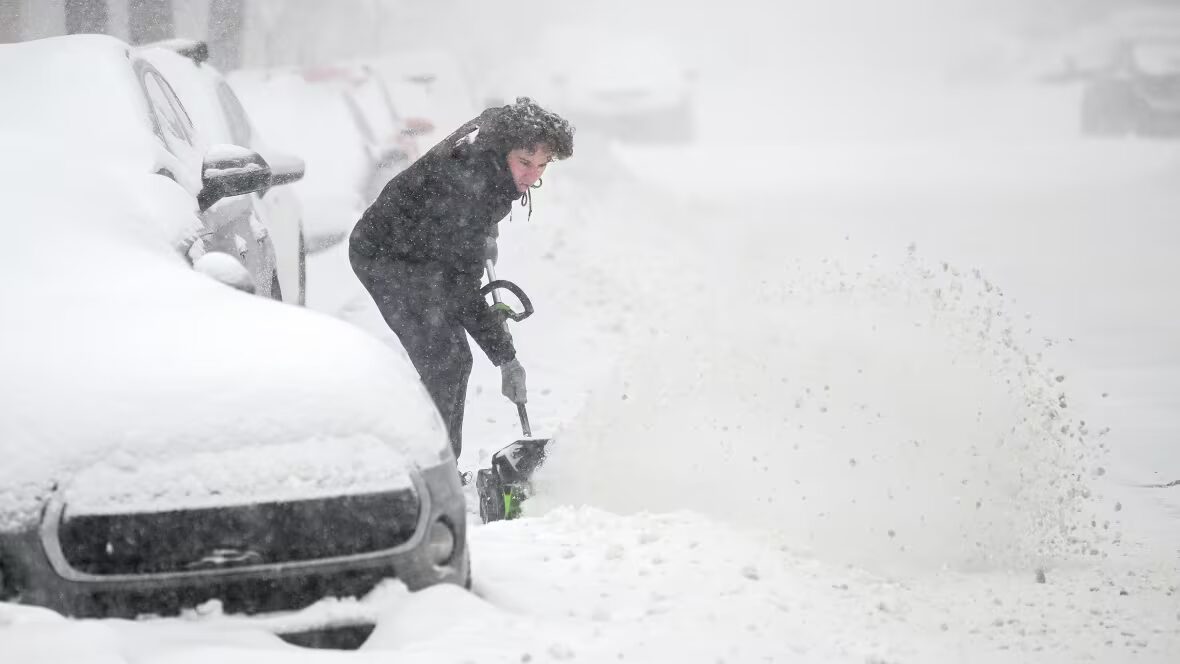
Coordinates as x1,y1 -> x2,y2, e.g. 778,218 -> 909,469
0,150 -> 447,530
0,34 -> 159,166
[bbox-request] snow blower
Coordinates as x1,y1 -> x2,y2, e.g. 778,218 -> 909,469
474,260 -> 550,523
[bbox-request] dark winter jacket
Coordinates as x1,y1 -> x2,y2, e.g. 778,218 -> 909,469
349,107 -> 521,366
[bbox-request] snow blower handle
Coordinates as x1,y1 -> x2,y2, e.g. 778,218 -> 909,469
485,260 -> 535,438
517,402 -> 532,437
481,260 -> 534,324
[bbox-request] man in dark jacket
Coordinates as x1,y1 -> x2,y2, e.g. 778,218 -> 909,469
349,97 -> 575,461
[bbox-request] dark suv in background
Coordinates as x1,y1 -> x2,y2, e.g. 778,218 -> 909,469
1080,37 -> 1180,137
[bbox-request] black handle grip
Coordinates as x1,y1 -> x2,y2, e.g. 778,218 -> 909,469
516,402 -> 532,437
480,279 -> 535,322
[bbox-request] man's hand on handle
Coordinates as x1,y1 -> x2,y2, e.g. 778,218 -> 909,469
500,358 -> 527,404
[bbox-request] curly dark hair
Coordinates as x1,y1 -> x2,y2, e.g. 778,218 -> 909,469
484,97 -> 575,160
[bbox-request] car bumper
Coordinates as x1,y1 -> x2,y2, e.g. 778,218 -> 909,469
0,460 -> 467,626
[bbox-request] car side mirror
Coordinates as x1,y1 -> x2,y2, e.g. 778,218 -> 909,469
267,150 -> 306,187
193,251 -> 255,294
198,145 -> 272,211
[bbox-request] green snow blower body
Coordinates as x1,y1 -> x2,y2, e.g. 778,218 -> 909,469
475,438 -> 548,523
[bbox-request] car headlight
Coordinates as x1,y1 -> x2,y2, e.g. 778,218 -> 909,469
426,519 -> 455,567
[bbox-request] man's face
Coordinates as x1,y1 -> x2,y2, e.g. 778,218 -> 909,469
507,143 -> 555,193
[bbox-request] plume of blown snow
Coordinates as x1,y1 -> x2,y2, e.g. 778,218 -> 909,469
529,244 -> 1109,575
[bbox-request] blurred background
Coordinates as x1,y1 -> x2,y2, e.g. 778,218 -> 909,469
4,0 -> 1179,146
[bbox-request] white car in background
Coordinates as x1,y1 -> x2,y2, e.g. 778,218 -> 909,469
140,39 -> 310,304
365,49 -> 482,151
230,63 -> 433,251
0,34 -> 468,649
314,62 -> 437,201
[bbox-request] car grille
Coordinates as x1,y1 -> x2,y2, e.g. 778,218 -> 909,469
84,566 -> 397,618
56,489 -> 420,575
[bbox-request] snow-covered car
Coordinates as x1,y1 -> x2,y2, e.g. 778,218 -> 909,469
321,62 -> 436,202
365,49 -> 481,152
480,26 -> 697,143
0,35 -> 467,647
230,63 -> 431,251
1080,37 -> 1180,137
139,39 -> 310,305
3,35 -> 303,302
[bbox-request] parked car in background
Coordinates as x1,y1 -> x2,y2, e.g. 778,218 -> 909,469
230,62 -> 433,252
304,62 -> 436,202
1,35 -> 305,302
365,49 -> 481,152
229,66 -> 372,253
140,39 -> 309,304
478,25 -> 698,143
0,34 -> 469,649
1079,37 -> 1180,137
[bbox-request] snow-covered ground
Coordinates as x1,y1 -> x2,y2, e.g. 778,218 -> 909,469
4,4 -> 1180,662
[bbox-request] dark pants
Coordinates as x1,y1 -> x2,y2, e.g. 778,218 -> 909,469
351,250 -> 472,459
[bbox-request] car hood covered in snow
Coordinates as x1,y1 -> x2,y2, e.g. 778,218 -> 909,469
0,148 -> 448,531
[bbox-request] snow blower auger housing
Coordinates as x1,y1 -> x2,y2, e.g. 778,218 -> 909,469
475,259 -> 551,523
476,438 -> 548,523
